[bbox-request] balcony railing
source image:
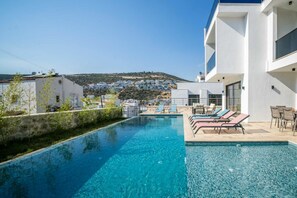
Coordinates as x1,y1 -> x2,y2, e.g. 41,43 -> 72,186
207,52 -> 216,74
275,28 -> 297,59
205,0 -> 263,34
171,98 -> 222,107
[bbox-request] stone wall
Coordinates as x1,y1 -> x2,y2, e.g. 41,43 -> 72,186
0,107 -> 122,143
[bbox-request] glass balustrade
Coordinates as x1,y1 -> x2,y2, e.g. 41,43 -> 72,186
275,28 -> 297,59
207,52 -> 216,74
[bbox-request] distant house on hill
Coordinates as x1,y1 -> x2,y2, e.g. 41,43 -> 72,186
0,74 -> 83,114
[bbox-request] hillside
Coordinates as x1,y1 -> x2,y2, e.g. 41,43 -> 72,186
65,72 -> 190,86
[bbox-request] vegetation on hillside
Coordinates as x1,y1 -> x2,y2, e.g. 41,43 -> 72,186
65,71 -> 190,86
118,87 -> 161,101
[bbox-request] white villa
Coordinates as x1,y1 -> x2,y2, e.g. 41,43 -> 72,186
0,75 -> 83,114
171,76 -> 223,107
204,0 -> 297,122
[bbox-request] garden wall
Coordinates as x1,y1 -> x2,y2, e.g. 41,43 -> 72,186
0,108 -> 122,143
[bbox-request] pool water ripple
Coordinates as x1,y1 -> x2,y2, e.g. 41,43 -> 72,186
1,116 -> 297,197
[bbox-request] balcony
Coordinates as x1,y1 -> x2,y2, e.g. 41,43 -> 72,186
275,28 -> 297,59
205,0 -> 263,34
207,52 -> 216,74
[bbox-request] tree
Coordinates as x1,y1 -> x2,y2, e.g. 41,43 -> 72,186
59,98 -> 72,112
2,74 -> 24,114
0,74 -> 24,143
105,94 -> 117,108
38,77 -> 54,112
23,82 -> 36,115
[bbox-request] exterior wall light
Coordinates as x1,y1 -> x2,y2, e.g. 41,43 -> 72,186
289,1 -> 293,5
292,68 -> 296,71
218,80 -> 220,82
222,77 -> 225,80
271,85 -> 274,89
242,86 -> 245,90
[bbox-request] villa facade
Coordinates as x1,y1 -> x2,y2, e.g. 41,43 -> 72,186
171,82 -> 223,107
0,75 -> 83,114
204,0 -> 297,122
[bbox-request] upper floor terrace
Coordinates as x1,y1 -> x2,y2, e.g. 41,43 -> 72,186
205,1 -> 262,82
205,0 -> 263,37
205,0 -> 297,81
263,0 -> 297,72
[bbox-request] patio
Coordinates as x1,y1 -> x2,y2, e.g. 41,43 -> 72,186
183,114 -> 297,144
141,105 -> 297,144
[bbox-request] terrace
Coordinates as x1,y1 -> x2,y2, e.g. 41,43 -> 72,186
141,106 -> 297,145
265,2 -> 297,72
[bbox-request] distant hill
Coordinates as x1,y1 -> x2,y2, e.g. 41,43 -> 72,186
65,72 -> 190,86
0,72 -> 190,85
0,74 -> 19,80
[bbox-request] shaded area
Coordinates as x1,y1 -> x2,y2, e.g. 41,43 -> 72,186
0,118 -> 125,162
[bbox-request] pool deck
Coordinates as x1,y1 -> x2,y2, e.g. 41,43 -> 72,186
141,108 -> 297,144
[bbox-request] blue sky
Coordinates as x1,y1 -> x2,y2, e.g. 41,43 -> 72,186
0,0 -> 212,80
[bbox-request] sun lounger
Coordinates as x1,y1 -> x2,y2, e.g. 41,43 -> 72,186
169,104 -> 177,113
191,111 -> 236,126
192,113 -> 250,135
189,109 -> 229,122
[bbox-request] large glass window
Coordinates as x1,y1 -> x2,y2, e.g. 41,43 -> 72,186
226,82 -> 241,112
188,95 -> 199,106
208,94 -> 222,106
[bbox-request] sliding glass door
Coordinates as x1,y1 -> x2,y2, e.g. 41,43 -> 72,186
226,82 -> 241,112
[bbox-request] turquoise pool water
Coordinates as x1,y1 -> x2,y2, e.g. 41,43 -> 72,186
186,143 -> 297,197
1,116 -> 297,197
0,116 -> 187,197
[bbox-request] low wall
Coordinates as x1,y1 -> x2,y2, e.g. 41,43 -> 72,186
0,107 -> 122,143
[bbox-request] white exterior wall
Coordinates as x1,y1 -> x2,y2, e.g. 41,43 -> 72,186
171,89 -> 189,106
36,76 -> 84,113
216,15 -> 246,74
277,8 -> 297,39
62,77 -> 84,108
36,77 -> 62,113
176,82 -> 223,94
205,1 -> 297,122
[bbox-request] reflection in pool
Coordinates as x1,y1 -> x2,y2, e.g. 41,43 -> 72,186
0,116 -> 186,197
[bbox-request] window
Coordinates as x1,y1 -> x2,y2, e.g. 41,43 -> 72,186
208,94 -> 222,106
56,95 -> 60,103
226,82 -> 241,112
188,95 -> 200,106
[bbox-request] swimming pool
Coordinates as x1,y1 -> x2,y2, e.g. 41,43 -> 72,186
1,116 -> 297,197
0,116 -> 187,197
